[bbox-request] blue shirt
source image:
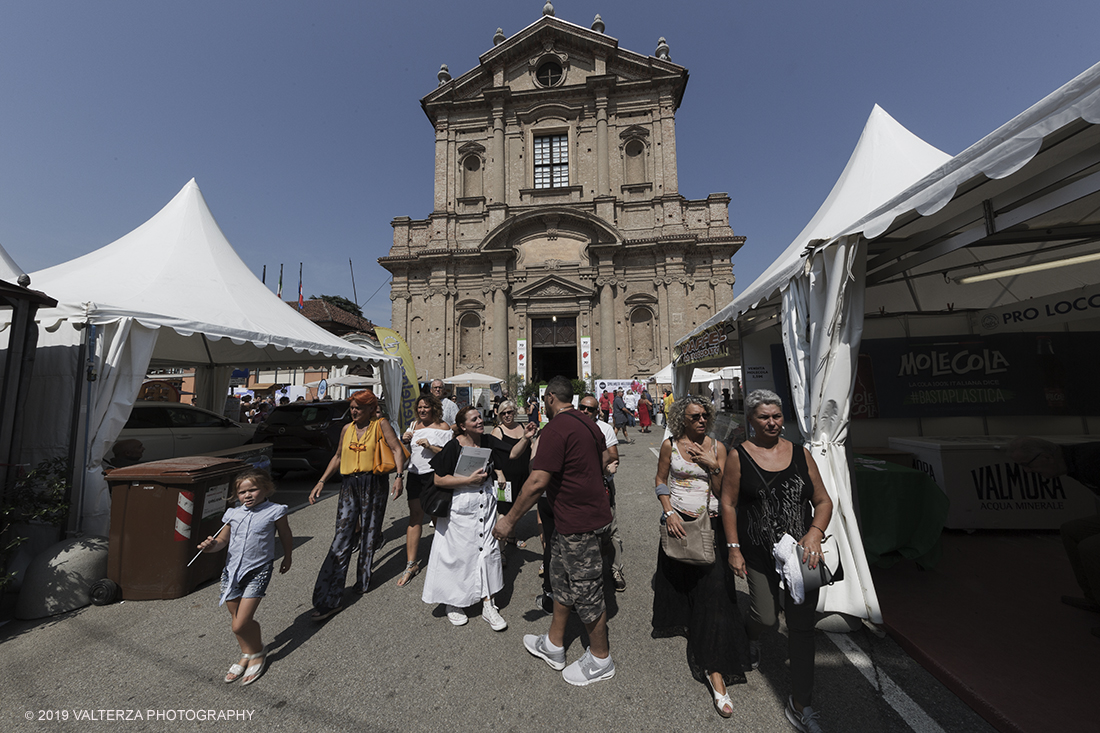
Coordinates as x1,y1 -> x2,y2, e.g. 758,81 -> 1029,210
219,500 -> 288,605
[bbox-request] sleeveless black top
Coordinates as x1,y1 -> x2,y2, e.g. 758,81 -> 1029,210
735,443 -> 814,573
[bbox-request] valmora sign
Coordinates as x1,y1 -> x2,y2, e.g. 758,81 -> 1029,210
975,284 -> 1100,333
675,321 -> 737,366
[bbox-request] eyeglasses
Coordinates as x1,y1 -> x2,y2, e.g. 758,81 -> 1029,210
686,412 -> 708,422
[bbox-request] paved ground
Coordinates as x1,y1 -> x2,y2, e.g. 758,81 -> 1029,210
0,426 -> 995,732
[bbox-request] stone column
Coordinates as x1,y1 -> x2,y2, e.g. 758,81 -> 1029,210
596,96 -> 609,196
599,279 -> 617,377
433,114 -> 449,212
492,104 -> 506,204
493,285 -> 508,379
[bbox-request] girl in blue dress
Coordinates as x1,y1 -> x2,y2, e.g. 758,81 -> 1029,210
198,469 -> 293,686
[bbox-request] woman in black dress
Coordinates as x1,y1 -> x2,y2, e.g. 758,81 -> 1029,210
651,396 -> 750,718
722,389 -> 833,733
489,399 -> 532,566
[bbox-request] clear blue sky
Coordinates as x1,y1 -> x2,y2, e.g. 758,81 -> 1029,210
2,1 -> 1097,327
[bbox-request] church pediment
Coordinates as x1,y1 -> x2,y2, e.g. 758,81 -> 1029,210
511,274 -> 595,302
421,12 -> 686,114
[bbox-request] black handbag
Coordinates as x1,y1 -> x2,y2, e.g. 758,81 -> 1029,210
419,474 -> 452,518
798,543 -> 844,591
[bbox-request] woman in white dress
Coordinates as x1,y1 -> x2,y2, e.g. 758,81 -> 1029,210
422,406 -> 535,630
397,394 -> 451,587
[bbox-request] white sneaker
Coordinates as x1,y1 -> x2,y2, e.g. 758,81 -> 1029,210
482,601 -> 507,631
446,605 -> 468,626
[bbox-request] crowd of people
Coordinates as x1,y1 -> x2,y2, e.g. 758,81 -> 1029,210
198,381 -> 834,732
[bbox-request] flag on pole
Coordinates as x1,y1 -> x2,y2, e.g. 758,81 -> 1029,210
298,263 -> 304,310
375,327 -> 420,432
276,264 -> 283,299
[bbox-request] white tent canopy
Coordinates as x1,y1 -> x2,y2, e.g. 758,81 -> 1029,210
442,371 -> 503,385
3,179 -> 398,535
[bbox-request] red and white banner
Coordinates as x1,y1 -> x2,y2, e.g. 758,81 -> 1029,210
580,336 -> 592,379
516,338 -> 527,379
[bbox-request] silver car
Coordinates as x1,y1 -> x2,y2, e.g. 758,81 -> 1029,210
115,402 -> 256,462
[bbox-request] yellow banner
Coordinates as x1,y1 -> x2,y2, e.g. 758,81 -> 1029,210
375,327 -> 420,433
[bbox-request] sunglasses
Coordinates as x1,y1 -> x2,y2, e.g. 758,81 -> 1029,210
499,410 -> 515,416
686,412 -> 708,422
579,405 -> 599,413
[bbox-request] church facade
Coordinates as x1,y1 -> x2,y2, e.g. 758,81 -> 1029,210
381,7 -> 743,384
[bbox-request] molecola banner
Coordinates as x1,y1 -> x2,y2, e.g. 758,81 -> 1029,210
854,332 -> 1100,418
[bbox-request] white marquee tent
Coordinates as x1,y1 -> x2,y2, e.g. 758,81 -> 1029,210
675,61 -> 1100,623
2,179 -> 399,535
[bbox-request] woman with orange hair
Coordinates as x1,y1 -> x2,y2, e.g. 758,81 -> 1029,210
308,390 -> 405,620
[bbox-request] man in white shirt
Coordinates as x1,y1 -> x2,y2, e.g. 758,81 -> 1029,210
579,393 -> 626,592
431,379 -> 459,425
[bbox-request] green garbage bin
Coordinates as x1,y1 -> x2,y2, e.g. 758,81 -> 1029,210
105,457 -> 247,600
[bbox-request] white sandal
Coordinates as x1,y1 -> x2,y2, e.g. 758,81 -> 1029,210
224,660 -> 246,683
240,647 -> 267,686
706,673 -> 734,718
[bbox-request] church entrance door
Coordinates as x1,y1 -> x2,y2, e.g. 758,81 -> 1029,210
530,317 -> 577,382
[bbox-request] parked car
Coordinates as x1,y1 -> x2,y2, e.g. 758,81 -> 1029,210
249,400 -> 352,475
115,402 -> 256,463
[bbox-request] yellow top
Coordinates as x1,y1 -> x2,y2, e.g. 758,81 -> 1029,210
340,420 -> 378,475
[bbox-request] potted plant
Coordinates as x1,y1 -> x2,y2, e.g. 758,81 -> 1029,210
0,458 -> 70,597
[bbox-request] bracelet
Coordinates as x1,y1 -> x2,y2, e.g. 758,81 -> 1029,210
727,543 -> 740,548
663,510 -> 675,519
809,525 -> 825,536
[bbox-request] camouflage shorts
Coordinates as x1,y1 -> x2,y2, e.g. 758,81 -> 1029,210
549,522 -> 612,625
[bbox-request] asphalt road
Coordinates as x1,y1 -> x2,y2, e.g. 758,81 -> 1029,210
0,426 -> 995,732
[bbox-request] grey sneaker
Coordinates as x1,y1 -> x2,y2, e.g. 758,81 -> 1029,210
785,696 -> 825,733
562,647 -> 615,686
524,634 -> 566,670
611,566 -> 626,592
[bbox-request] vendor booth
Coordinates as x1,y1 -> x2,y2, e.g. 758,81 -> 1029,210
674,60 -> 1100,621
0,180 -> 400,536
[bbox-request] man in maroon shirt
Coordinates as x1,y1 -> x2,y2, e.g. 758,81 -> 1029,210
494,375 -> 616,686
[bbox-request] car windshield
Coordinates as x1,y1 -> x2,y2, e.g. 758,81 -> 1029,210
265,406 -> 336,426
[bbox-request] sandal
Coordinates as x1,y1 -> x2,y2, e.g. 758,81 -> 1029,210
311,605 -> 342,621
240,647 -> 267,686
224,659 -> 247,683
705,673 -> 734,718
396,560 -> 420,587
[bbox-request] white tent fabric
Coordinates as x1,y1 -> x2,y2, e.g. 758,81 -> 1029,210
442,371 -> 503,385
2,180 -> 398,535
0,243 -> 27,283
650,363 -> 720,384
781,238 -> 880,622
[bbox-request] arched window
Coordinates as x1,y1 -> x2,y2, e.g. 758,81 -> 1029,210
459,312 -> 483,367
629,308 -> 655,363
462,155 -> 483,198
624,139 -> 645,184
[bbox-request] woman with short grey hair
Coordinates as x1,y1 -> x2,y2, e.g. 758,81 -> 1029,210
721,388 -> 833,732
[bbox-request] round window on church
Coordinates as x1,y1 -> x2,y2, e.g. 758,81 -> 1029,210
536,60 -> 563,87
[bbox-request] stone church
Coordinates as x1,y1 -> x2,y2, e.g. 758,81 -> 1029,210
381,5 -> 743,384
